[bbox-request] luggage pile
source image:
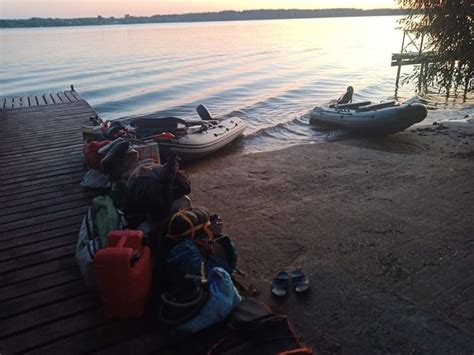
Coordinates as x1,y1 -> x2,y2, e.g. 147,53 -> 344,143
76,134 -> 310,352
78,136 -> 242,326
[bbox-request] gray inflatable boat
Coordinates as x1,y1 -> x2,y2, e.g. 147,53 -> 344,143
82,104 -> 246,162
309,100 -> 427,135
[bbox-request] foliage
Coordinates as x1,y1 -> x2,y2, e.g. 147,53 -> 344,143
0,8 -> 406,28
397,0 -> 473,95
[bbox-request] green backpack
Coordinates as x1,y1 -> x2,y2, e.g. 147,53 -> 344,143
75,195 -> 123,290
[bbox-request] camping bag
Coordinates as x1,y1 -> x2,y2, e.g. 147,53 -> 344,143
167,208 -> 236,274
123,157 -> 181,222
208,298 -> 311,355
166,207 -> 213,241
83,140 -> 111,170
167,236 -> 237,278
176,267 -> 242,334
80,169 -> 111,189
75,195 -> 122,290
110,148 -> 139,181
95,230 -> 152,319
100,139 -> 130,174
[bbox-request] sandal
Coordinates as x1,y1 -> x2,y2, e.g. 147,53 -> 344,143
291,270 -> 309,293
271,271 -> 289,297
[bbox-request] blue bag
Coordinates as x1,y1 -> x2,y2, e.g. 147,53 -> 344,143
177,267 -> 242,334
167,237 -> 237,277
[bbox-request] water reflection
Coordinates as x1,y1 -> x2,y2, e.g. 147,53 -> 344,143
1,17 -> 472,153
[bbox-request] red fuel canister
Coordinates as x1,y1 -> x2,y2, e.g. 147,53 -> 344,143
95,230 -> 152,319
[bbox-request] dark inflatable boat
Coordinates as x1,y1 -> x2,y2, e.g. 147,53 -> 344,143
310,100 -> 427,135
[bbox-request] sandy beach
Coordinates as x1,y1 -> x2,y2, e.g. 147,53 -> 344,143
187,121 -> 474,353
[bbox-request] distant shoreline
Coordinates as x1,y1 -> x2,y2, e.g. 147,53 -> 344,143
0,8 -> 407,29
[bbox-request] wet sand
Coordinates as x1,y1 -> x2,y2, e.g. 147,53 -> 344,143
187,122 -> 474,353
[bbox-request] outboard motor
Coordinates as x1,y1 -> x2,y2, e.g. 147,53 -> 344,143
196,104 -> 214,121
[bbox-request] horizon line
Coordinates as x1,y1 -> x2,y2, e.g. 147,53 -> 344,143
1,7 -> 403,21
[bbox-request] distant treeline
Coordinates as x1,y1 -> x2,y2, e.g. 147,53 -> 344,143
0,8 -> 408,28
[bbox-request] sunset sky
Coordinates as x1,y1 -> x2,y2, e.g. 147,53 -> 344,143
1,0 -> 397,19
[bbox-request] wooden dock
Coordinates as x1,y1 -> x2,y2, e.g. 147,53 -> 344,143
0,89 -> 182,354
1,89 -> 84,111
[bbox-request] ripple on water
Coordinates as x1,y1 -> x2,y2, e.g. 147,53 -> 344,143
1,18 -> 472,153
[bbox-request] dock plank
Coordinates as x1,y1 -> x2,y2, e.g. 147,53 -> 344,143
0,205 -> 88,236
0,186 -> 86,212
0,196 -> 89,230
50,93 -> 62,104
58,91 -> 71,102
28,96 -> 38,107
0,280 -> 87,318
69,90 -> 83,101
1,164 -> 85,187
0,267 -> 83,304
1,253 -> 77,286
1,214 -> 85,242
1,98 -> 92,114
43,93 -> 54,105
0,294 -> 97,339
0,243 -> 76,274
27,320 -> 147,355
0,233 -> 77,262
0,169 -> 85,194
12,97 -> 23,109
1,154 -> 83,178
1,308 -> 106,353
1,91 -> 87,111
0,173 -> 83,203
64,90 -> 78,102
21,96 -> 30,108
0,224 -> 82,252
4,98 -> 13,110
36,95 -> 47,106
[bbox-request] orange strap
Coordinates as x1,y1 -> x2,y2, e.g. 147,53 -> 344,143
278,348 -> 313,355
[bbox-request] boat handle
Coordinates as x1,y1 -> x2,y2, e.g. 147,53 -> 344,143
214,128 -> 231,137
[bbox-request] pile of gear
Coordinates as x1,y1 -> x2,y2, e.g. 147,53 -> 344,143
76,136 -> 311,353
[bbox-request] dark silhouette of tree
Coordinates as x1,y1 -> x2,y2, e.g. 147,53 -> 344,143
0,8 -> 406,28
397,0 -> 473,96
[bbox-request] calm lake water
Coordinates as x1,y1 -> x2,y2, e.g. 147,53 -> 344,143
1,17 -> 472,151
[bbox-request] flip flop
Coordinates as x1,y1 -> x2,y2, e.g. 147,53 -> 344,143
291,270 -> 310,293
271,271 -> 289,297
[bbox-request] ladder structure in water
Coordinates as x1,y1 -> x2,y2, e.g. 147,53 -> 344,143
392,31 -> 433,94
392,31 -> 471,97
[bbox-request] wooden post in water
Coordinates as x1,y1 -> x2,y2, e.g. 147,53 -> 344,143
464,70 -> 471,101
417,34 -> 425,93
394,32 -> 406,97
392,31 -> 428,95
